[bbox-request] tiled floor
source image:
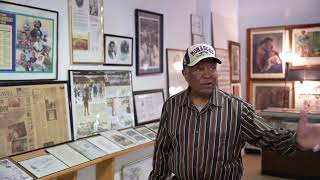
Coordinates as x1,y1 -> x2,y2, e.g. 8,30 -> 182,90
242,153 -> 292,180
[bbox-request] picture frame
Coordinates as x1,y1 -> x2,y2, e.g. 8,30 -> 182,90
289,24 -> 320,69
121,156 -> 153,180
294,81 -> 320,111
248,27 -> 287,79
228,41 -> 241,83
104,34 -> 133,66
69,0 -> 104,64
215,48 -> 231,93
251,81 -> 293,111
135,9 -> 163,75
69,70 -> 135,140
166,48 -> 188,97
0,81 -> 71,158
133,89 -> 164,126
192,34 -> 205,45
190,14 -> 203,35
231,83 -> 241,97
0,1 -> 58,80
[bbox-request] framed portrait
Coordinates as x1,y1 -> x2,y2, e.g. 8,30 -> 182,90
231,83 -> 241,97
228,41 -> 241,82
135,9 -> 163,75
190,14 -> 203,35
0,81 -> 71,158
251,81 -> 293,111
133,89 -> 164,126
69,70 -> 135,140
290,24 -> 320,69
248,27 -> 287,79
166,48 -> 188,97
0,1 -> 58,80
121,156 -> 153,180
104,34 -> 133,66
69,0 -> 104,64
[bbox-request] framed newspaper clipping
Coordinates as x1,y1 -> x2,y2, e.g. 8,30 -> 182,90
133,89 -> 164,126
0,81 -> 71,158
69,0 -> 104,64
0,1 -> 58,80
69,70 -> 135,140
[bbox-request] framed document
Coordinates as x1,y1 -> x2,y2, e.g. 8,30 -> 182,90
0,81 -> 71,158
166,48 -> 188,97
100,130 -> 138,149
19,154 -> 68,178
190,14 -> 203,35
68,139 -> 107,160
228,41 -> 241,83
191,34 -> 205,45
133,89 -> 164,126
145,122 -> 160,133
104,34 -> 133,66
0,1 -> 58,80
135,127 -> 157,140
86,135 -> 122,154
69,0 -> 104,63
135,9 -> 163,75
69,70 -> 135,140
0,158 -> 33,180
215,48 -> 231,93
294,81 -> 320,111
120,128 -> 151,144
121,156 -> 153,180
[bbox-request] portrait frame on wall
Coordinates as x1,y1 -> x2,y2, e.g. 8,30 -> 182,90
289,24 -> 320,69
251,81 -> 293,111
69,0 -> 104,64
0,1 -> 58,81
135,9 -> 163,76
248,27 -> 287,79
104,34 -> 133,66
166,48 -> 188,97
133,89 -> 165,126
121,156 -> 153,180
228,41 -> 241,83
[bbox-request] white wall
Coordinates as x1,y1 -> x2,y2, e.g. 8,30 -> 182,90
239,0 -> 320,99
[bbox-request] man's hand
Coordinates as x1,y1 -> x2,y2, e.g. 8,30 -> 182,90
296,110 -> 320,152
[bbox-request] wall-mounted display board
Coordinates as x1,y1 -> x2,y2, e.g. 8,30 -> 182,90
69,0 -> 104,64
0,81 -> 71,158
69,70 -> 135,140
0,1 -> 58,80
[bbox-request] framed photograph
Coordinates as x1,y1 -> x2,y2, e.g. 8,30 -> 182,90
166,48 -> 188,97
248,27 -> 286,79
135,9 -> 163,75
231,83 -> 241,97
69,0 -> 104,64
69,70 -> 135,140
0,81 -> 71,158
104,34 -> 133,66
0,1 -> 58,80
290,24 -> 320,69
190,14 -> 203,35
192,34 -> 205,45
294,81 -> 320,111
251,81 -> 293,111
121,156 -> 153,180
228,41 -> 241,82
133,89 -> 164,126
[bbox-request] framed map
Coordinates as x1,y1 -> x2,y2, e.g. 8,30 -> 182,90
0,81 -> 71,158
69,70 -> 135,140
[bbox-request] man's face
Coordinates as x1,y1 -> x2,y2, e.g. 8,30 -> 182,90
182,59 -> 218,98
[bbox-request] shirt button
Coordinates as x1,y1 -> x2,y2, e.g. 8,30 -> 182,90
195,131 -> 199,134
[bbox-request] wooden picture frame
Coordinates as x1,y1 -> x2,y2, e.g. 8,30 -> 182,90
228,41 -> 241,83
231,83 -> 241,97
69,0 -> 104,64
248,27 -> 287,79
0,1 -> 58,80
104,34 -> 133,66
133,89 -> 164,126
135,9 -> 163,75
166,48 -> 188,97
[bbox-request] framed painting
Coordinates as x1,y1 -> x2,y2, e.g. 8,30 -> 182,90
248,27 -> 286,79
251,81 -> 293,111
104,34 -> 133,66
290,24 -> 320,69
0,1 -> 58,80
231,83 -> 241,97
69,0 -> 104,64
166,48 -> 188,97
228,41 -> 241,83
69,70 -> 135,140
133,89 -> 164,126
121,156 -> 153,180
135,9 -> 163,75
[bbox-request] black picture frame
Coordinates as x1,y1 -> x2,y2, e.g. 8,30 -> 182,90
135,9 -> 163,76
0,0 -> 58,81
103,34 -> 133,66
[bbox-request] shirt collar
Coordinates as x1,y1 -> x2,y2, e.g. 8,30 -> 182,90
181,87 -> 222,107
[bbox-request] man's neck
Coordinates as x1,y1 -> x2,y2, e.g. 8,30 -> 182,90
191,94 -> 209,106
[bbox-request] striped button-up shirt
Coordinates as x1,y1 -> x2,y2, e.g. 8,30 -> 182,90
149,87 -> 297,180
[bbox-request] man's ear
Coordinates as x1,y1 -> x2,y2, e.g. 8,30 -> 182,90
182,69 -> 188,81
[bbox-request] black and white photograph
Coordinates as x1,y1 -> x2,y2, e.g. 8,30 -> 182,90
104,34 -> 133,66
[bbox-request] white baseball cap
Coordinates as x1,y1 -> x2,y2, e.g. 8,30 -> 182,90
183,43 -> 221,68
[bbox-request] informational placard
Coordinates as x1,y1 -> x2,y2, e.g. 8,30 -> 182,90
120,128 -> 151,144
0,82 -> 71,158
294,81 -> 320,111
100,130 -> 138,149
86,135 -> 122,154
121,156 -> 153,180
145,122 -> 160,133
215,48 -> 231,93
135,127 -> 157,140
68,139 -> 107,160
0,159 -> 33,180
